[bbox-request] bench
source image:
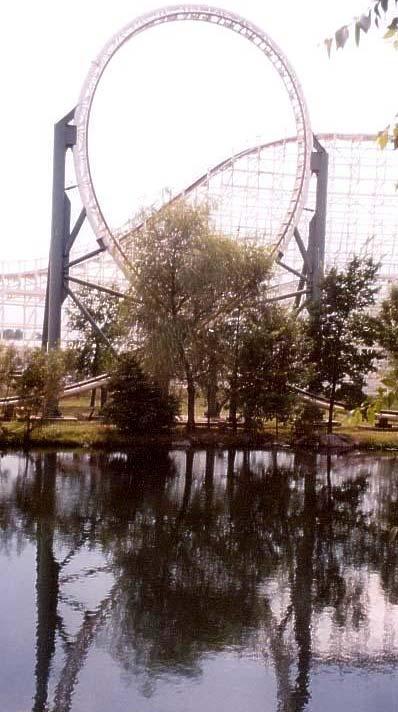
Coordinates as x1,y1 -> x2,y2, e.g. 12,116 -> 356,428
375,411 -> 398,429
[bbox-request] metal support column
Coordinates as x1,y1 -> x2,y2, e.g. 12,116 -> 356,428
43,109 -> 76,350
308,137 -> 328,305
279,136 -> 328,314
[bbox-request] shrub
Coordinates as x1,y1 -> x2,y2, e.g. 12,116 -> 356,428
104,353 -> 179,435
293,402 -> 324,439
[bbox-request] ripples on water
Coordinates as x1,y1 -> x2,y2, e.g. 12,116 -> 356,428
0,448 -> 398,711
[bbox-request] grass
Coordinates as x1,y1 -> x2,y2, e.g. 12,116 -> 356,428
58,393 -> 96,418
2,400 -> 398,451
0,419 -> 278,450
0,420 -> 109,449
339,426 -> 398,450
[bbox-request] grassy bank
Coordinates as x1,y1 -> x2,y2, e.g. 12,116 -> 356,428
0,420 -> 280,450
1,419 -> 398,451
338,426 -> 398,451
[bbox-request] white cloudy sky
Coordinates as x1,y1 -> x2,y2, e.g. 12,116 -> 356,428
0,0 -> 395,262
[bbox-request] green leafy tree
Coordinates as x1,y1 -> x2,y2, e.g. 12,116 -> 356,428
379,284 -> 398,355
67,287 -> 125,376
0,344 -> 19,397
376,285 -> 398,405
104,352 -> 179,435
306,256 -> 380,432
16,349 -> 70,442
125,199 -> 272,431
67,287 -> 126,407
0,344 -> 19,420
192,325 -> 231,420
235,304 -> 304,430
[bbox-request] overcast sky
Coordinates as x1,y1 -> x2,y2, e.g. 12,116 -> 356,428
0,0 -> 395,262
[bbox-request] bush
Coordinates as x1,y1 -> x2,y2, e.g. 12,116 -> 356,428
104,353 -> 179,435
293,402 -> 324,439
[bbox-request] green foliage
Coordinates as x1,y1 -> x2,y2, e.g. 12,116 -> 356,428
67,287 -> 126,378
306,256 -> 380,431
379,284 -> 398,353
16,349 -> 71,439
376,285 -> 398,406
345,406 -> 364,427
326,0 -> 398,53
326,0 -> 398,149
293,401 -> 325,439
18,349 -> 61,411
365,400 -> 380,426
124,198 -> 272,430
0,344 -> 19,399
376,375 -> 398,409
104,352 -> 179,435
233,305 -> 303,428
335,381 -> 366,409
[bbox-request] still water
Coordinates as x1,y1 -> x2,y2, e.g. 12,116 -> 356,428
0,448 -> 398,712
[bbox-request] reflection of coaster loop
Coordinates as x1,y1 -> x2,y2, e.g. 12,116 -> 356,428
74,5 -> 312,278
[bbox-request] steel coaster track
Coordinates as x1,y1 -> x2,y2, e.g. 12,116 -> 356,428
73,4 -> 312,278
0,374 -> 346,413
0,132 -> 393,350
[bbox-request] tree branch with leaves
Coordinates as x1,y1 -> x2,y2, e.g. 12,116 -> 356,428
305,256 -> 380,433
325,0 -> 398,150
124,199 -> 272,432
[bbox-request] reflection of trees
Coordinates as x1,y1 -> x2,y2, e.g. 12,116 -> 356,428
1,449 -> 398,710
0,449 -> 176,711
94,448 -> 387,712
103,449 -> 266,679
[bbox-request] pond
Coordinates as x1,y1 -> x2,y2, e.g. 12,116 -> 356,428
0,448 -> 398,712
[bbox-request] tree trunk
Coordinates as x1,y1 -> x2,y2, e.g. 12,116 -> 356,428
24,412 -> 34,448
100,386 -> 107,409
206,362 -> 219,418
186,376 -> 196,432
243,407 -> 254,432
229,388 -> 238,433
327,379 -> 336,434
229,310 -> 241,434
90,388 -> 96,409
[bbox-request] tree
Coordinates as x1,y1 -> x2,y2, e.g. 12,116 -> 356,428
16,349 -> 70,442
67,287 -> 126,408
306,256 -> 380,432
0,344 -> 19,420
0,344 -> 18,397
234,304 -> 304,431
124,199 -> 272,431
104,352 -> 179,435
379,284 -> 398,355
375,285 -> 398,404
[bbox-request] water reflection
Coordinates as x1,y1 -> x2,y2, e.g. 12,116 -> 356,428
0,448 -> 398,711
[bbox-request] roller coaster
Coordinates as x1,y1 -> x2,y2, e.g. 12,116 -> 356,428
3,12 -> 394,712
0,373 -> 345,413
1,132 -> 396,346
1,6 -> 397,411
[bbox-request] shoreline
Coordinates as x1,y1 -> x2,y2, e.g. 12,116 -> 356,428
1,420 -> 398,453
